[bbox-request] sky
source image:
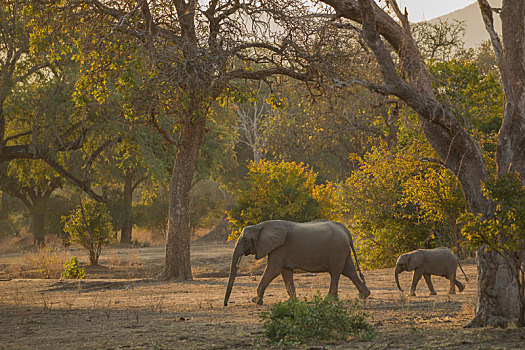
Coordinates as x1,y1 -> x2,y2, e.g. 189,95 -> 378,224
397,0 -> 475,22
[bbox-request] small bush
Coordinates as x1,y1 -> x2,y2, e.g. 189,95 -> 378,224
258,293 -> 376,347
131,239 -> 151,248
62,199 -> 114,265
61,256 -> 86,279
227,160 -> 344,241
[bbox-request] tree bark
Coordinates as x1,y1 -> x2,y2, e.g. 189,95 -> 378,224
158,98 -> 207,281
466,247 -> 521,327
30,201 -> 46,247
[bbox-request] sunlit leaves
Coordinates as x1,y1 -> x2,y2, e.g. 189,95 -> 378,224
62,199 -> 114,265
6,159 -> 61,191
343,142 -> 466,268
226,160 -> 343,240
460,173 -> 525,254
429,59 -> 503,134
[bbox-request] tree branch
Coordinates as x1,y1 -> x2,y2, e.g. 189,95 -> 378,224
44,156 -> 105,202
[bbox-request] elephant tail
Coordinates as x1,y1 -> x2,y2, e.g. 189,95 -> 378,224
331,221 -> 366,282
346,228 -> 365,282
351,243 -> 366,282
458,260 -> 470,283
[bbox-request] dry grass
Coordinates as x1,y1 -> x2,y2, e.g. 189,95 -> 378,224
395,291 -> 410,311
0,241 -> 72,279
127,227 -> 166,246
0,231 -> 34,255
26,245 -> 71,278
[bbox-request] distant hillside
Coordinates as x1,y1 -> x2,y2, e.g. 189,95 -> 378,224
427,0 -> 501,48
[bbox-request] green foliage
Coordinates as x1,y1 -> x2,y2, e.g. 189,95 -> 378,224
134,186 -> 169,238
344,142 -> 466,268
460,173 -> 525,254
428,60 -> 503,135
258,294 -> 376,347
190,181 -> 228,234
0,192 -> 27,236
260,79 -> 388,182
227,160 -> 344,240
131,239 -> 151,248
61,256 -> 86,279
62,199 -> 114,265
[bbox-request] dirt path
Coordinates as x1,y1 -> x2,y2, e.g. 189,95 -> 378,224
0,244 -> 524,349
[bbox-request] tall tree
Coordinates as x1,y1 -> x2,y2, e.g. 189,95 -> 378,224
0,160 -> 62,245
316,0 -> 524,327
0,0 -> 117,204
40,0 -> 324,280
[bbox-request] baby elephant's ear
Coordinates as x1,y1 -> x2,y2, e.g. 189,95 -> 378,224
256,221 -> 287,259
407,251 -> 424,271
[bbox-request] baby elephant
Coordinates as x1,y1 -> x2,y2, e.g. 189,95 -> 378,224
395,247 -> 469,296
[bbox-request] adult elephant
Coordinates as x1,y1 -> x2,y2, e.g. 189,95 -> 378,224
223,219 -> 370,306
395,247 -> 469,296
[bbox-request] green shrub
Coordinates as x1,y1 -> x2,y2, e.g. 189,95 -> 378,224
61,256 -> 86,279
62,199 -> 114,265
258,293 -> 376,347
343,144 -> 467,268
460,173 -> 525,253
131,239 -> 151,248
227,160 -> 344,240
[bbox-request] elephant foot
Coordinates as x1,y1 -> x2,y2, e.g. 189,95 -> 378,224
251,297 -> 263,305
458,284 -> 465,293
408,291 -> 416,297
429,291 -> 437,296
359,288 -> 371,299
448,290 -> 456,295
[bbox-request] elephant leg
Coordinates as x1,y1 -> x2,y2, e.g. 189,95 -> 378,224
254,263 -> 281,305
281,267 -> 296,300
455,279 -> 465,293
409,269 -> 423,296
423,274 -> 437,295
447,273 -> 458,294
342,258 -> 371,299
328,272 -> 341,297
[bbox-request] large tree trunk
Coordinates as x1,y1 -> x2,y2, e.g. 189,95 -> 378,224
30,201 -> 46,247
158,99 -> 207,281
120,171 -> 134,244
466,247 -> 522,327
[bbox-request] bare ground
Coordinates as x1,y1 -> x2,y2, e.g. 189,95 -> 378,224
1,241 -> 524,349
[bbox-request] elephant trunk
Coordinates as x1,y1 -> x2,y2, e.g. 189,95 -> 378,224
395,266 -> 403,292
224,244 -> 243,306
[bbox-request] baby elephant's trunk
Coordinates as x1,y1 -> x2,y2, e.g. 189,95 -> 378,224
395,266 -> 403,292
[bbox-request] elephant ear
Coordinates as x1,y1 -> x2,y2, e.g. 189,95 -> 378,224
255,221 -> 287,259
407,251 -> 424,271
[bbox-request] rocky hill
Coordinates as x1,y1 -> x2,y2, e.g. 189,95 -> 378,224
428,0 -> 501,48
